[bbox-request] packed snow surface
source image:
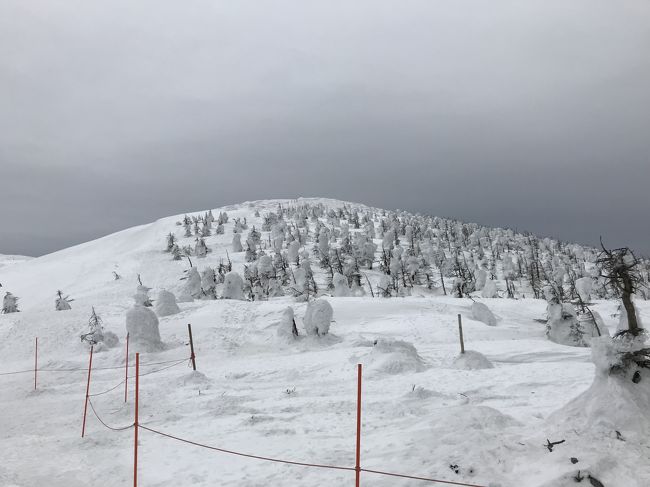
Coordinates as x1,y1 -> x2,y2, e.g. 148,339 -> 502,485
0,198 -> 649,487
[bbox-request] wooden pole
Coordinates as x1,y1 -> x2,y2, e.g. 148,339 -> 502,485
458,314 -> 465,354
134,352 -> 139,487
34,337 -> 38,391
355,363 -> 362,487
188,323 -> 197,371
81,345 -> 94,438
124,333 -> 129,403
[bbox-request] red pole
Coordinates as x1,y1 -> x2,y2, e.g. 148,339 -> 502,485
124,333 -> 129,403
355,363 -> 362,487
134,352 -> 139,487
81,345 -> 94,438
34,337 -> 38,391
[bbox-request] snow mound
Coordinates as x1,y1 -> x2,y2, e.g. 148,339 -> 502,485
452,350 -> 494,370
471,302 -> 497,326
549,336 -> 650,439
362,338 -> 427,375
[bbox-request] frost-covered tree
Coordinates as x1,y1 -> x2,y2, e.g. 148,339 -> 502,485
155,289 -> 180,317
303,299 -> 333,336
2,292 -> 19,313
80,307 -> 104,345
222,271 -> 245,300
232,233 -> 243,252
81,307 -> 119,349
55,290 -> 73,311
181,267 -> 202,301
126,292 -> 163,351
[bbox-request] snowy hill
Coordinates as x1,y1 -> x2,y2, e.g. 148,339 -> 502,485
1,198 -> 649,487
0,253 -> 33,271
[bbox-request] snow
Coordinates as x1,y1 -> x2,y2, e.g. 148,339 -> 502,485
0,198 -> 649,487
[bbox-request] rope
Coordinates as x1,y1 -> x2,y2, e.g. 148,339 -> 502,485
138,358 -> 190,377
88,358 -> 189,397
138,425 -> 355,472
0,369 -> 32,376
88,379 -> 126,397
87,399 -> 134,432
0,357 -> 191,377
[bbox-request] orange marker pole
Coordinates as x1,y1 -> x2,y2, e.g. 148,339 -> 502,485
134,352 -> 139,487
81,345 -> 94,438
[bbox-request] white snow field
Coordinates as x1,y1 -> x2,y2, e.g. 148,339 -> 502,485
0,198 -> 648,487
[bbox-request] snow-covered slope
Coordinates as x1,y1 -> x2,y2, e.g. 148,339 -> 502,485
0,198 -> 648,487
0,253 -> 33,271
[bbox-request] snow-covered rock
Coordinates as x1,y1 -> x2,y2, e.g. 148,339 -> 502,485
471,302 -> 497,326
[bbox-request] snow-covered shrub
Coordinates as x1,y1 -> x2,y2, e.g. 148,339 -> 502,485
303,299 -> 333,336
470,302 -> 497,326
547,302 -> 600,347
179,267 -> 201,302
222,271 -> 245,300
81,307 -> 119,350
332,272 -> 351,297
481,280 -> 497,298
452,350 -> 494,370
126,295 -> 163,351
232,233 -> 243,253
55,290 -> 73,311
2,292 -> 19,313
276,306 -> 298,339
550,333 -> 650,440
135,284 -> 153,307
287,240 -> 300,263
155,290 -> 180,317
575,276 -> 593,302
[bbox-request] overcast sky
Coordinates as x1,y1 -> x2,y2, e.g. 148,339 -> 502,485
1,0 -> 649,257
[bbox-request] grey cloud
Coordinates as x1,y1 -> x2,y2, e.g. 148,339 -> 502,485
1,0 -> 649,256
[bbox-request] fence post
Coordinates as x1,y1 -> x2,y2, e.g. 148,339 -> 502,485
34,337 -> 38,391
458,314 -> 465,354
81,345 -> 94,438
188,324 -> 197,371
124,333 -> 129,403
355,363 -> 362,487
134,352 -> 139,487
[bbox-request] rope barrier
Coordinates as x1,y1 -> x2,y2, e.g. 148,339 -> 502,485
138,424 -> 356,472
0,369 -> 33,376
88,358 -> 189,397
88,399 -> 134,432
0,357 -> 191,377
137,425 -> 488,486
